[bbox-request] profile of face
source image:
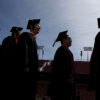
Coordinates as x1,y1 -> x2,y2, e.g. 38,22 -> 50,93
63,37 -> 72,47
32,24 -> 41,34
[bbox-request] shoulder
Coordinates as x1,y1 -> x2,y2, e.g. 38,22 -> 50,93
20,32 -> 29,37
20,32 -> 33,39
2,36 -> 12,44
57,46 -> 66,51
95,31 -> 100,40
57,46 -> 68,53
3,36 -> 11,41
55,46 -> 67,57
18,32 -> 30,41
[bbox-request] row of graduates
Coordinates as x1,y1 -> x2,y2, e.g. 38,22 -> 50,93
1,19 -> 40,72
0,18 -> 100,100
0,19 -> 41,100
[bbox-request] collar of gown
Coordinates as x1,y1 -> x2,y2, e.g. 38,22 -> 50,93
30,32 -> 37,39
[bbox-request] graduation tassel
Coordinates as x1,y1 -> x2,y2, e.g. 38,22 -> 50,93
52,40 -> 56,47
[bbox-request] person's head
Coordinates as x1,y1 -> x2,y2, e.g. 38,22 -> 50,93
61,36 -> 72,47
10,27 -> 23,38
27,19 -> 41,34
53,30 -> 72,47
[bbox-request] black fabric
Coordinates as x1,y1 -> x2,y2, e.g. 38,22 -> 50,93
89,32 -> 100,100
47,46 -> 73,100
89,32 -> 100,91
16,32 -> 39,100
0,45 -> 2,67
16,32 -> 38,73
1,36 -> 17,71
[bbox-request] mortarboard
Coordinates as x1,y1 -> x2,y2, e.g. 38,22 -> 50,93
27,19 -> 40,29
10,26 -> 23,32
52,30 -> 68,47
97,18 -> 100,28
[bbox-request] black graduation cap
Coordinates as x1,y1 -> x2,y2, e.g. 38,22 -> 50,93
97,18 -> 100,28
27,19 -> 40,29
10,26 -> 23,32
52,30 -> 68,47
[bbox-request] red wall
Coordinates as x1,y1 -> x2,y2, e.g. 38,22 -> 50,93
39,60 -> 90,75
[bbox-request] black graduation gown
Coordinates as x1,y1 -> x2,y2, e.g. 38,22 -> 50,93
48,46 -> 73,100
89,32 -> 100,100
1,36 -> 17,71
0,45 -> 2,67
16,32 -> 39,100
89,32 -> 100,87
17,32 -> 38,73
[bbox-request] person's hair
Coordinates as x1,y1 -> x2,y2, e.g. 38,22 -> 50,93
31,25 -> 36,30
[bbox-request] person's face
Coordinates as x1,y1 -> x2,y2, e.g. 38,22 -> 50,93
13,31 -> 22,38
63,37 -> 72,47
32,24 -> 41,34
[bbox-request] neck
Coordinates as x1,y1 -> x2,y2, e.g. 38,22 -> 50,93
30,29 -> 36,34
31,31 -> 35,34
62,44 -> 69,49
30,31 -> 37,39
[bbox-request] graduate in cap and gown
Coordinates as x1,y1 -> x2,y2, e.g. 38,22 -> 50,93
17,19 -> 40,73
1,26 -> 23,71
17,19 -> 41,100
47,30 -> 74,100
0,45 -> 2,67
89,18 -> 100,100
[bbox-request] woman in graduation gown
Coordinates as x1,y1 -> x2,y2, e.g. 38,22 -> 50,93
89,18 -> 100,100
48,31 -> 74,100
1,26 -> 23,71
17,19 -> 41,100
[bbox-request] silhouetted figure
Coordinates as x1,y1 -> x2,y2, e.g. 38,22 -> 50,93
1,26 -> 23,71
89,18 -> 100,100
47,30 -> 74,100
76,92 -> 81,100
0,45 -> 2,64
17,19 -> 41,100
